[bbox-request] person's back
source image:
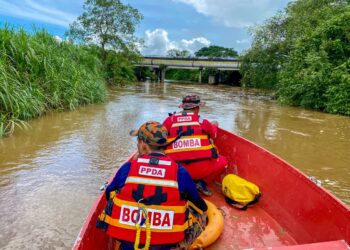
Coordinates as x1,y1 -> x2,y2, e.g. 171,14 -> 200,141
163,95 -> 228,196
164,111 -> 217,162
97,121 -> 207,250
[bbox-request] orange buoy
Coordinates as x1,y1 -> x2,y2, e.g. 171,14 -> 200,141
189,199 -> 224,249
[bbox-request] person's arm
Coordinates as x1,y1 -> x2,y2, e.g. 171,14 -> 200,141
105,162 -> 131,200
200,118 -> 218,139
177,166 -> 208,212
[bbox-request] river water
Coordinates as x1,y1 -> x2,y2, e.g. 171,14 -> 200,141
0,82 -> 349,249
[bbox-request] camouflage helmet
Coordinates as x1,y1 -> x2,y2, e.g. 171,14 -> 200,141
130,121 -> 168,146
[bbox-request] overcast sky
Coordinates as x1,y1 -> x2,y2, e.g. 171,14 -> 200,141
0,0 -> 291,55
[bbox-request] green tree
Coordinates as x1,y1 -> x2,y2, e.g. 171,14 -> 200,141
278,6 -> 350,114
66,0 -> 143,61
66,0 -> 143,85
240,0 -> 350,115
104,51 -> 138,85
166,69 -> 199,82
195,46 -> 239,84
240,0 -> 348,90
167,49 -> 191,57
240,12 -> 290,89
195,45 -> 238,58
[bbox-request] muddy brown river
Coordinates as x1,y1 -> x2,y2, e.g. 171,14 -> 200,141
1,82 -> 349,249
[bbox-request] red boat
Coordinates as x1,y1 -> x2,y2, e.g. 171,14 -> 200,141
73,128 -> 350,250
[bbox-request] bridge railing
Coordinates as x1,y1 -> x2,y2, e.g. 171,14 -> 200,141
142,55 -> 239,62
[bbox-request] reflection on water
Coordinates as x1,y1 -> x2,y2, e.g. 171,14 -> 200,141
0,82 -> 349,249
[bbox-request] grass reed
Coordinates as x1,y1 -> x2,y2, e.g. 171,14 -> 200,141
0,25 -> 107,137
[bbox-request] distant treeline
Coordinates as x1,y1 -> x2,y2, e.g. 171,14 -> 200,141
165,68 -> 241,86
240,0 -> 350,115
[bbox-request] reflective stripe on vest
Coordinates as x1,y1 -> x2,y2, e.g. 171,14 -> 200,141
125,176 -> 178,188
174,112 -> 194,116
167,135 -> 209,141
170,122 -> 201,127
165,144 -> 213,154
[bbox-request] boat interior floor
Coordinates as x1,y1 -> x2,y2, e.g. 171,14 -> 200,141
205,183 -> 297,250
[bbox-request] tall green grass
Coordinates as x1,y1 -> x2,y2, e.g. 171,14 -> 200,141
0,25 -> 107,137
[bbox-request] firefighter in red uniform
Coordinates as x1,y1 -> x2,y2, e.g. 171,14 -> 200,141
163,95 -> 228,196
97,121 -> 208,250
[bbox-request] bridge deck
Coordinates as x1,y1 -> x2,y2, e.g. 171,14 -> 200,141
136,56 -> 240,70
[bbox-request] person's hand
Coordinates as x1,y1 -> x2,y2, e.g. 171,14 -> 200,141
211,120 -> 219,127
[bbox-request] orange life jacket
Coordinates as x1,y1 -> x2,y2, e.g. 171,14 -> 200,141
98,155 -> 187,245
165,112 -> 215,161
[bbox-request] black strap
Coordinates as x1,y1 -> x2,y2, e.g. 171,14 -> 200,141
211,147 -> 219,158
225,193 -> 261,211
149,157 -> 159,166
104,199 -> 114,215
176,126 -> 183,137
176,123 -> 194,137
96,199 -> 114,231
132,184 -> 168,205
185,125 -> 194,136
150,186 -> 168,205
132,184 -> 145,201
164,131 -> 184,147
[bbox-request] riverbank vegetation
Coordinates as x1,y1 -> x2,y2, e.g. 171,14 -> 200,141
0,0 -> 143,138
0,26 -> 106,137
240,0 -> 350,115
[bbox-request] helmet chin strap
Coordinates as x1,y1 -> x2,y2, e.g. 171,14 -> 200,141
137,131 -> 185,151
163,131 -> 184,148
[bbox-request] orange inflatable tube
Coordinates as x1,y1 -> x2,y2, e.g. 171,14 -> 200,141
189,199 -> 224,249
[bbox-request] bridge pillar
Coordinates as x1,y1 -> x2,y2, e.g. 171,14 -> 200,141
208,75 -> 215,84
198,67 -> 203,83
159,68 -> 166,83
152,68 -> 158,82
217,70 -> 222,84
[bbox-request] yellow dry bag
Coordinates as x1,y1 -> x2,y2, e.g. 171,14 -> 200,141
222,174 -> 261,210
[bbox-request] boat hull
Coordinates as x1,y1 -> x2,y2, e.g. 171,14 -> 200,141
73,128 -> 350,249
215,129 -> 350,245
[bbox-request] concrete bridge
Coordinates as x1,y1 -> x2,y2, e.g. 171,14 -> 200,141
135,56 -> 241,83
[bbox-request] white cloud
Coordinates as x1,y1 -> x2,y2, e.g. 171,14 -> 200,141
53,35 -> 63,43
142,29 -> 176,55
0,0 -> 76,27
181,37 -> 211,53
142,28 -> 211,56
173,0 -> 287,28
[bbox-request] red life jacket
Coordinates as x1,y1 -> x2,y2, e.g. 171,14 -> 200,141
98,155 -> 187,245
165,112 -> 214,161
